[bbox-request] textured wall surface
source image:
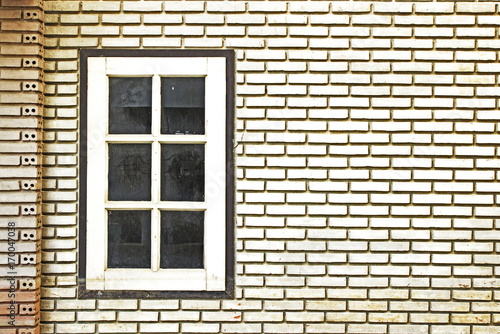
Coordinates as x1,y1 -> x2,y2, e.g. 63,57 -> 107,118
0,0 -> 44,333
40,1 -> 500,333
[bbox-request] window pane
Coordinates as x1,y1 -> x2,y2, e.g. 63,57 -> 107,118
108,144 -> 151,201
109,77 -> 152,134
160,211 -> 204,269
161,77 -> 205,135
161,144 -> 204,202
108,210 -> 151,268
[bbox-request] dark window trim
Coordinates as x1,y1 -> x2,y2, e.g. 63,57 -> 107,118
78,49 -> 235,299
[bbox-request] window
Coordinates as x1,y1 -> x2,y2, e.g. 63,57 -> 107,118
79,50 -> 234,298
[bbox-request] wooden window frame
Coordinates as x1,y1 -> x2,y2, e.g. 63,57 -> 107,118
78,49 -> 235,299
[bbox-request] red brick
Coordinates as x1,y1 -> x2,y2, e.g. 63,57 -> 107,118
2,0 -> 42,8
0,4 -> 42,334
0,291 -> 39,303
0,303 -> 18,315
0,92 -> 41,104
0,281 -> 13,290
0,10 -> 22,19
1,22 -> 42,32
18,327 -> 40,334
0,33 -> 22,43
19,303 -> 37,315
0,315 -> 38,326
0,328 -> 16,334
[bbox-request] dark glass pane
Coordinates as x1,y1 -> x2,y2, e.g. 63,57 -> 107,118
161,77 -> 205,135
161,144 -> 204,201
108,144 -> 151,201
160,211 -> 204,269
108,210 -> 151,268
109,77 -> 152,134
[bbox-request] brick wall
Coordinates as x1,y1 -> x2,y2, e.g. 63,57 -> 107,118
40,1 -> 500,333
0,0 -> 44,334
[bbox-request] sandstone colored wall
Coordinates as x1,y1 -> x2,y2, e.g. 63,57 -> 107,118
0,0 -> 44,334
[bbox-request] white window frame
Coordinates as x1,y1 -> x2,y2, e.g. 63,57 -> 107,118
84,56 -> 228,292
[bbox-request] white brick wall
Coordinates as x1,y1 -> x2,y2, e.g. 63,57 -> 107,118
41,1 -> 500,333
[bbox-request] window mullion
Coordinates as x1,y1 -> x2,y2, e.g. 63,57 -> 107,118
151,74 -> 161,272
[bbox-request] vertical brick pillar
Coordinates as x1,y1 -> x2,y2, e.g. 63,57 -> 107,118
0,0 -> 43,333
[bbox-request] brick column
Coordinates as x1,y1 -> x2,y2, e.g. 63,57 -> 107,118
0,0 -> 43,333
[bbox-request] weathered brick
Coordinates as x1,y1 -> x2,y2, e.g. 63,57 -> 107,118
7,1 -> 500,331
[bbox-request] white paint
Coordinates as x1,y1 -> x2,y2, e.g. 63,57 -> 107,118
86,56 -> 227,291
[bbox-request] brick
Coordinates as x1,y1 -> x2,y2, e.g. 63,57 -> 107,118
60,14 -> 98,24
411,314 -> 449,324
352,39 -> 391,49
140,323 -> 178,333
0,33 -> 22,44
101,14 -> 140,24
374,3 -> 412,13
44,1 -> 79,11
1,45 -> 41,56
122,1 -> 162,12
262,301 -> 302,311
269,15 -> 307,25
331,2 -> 371,13
287,264 -> 326,276
264,323 -> 303,333
182,300 -> 220,310
373,28 -> 412,38
373,51 -> 411,61
306,324 -> 346,333
0,9 -> 22,19
101,38 -> 140,48
81,26 -> 120,35
248,26 -> 287,37
207,26 -> 245,36
117,311 -> 158,322
244,288 -> 284,299
394,15 -> 434,26
185,14 -> 224,25
78,311 -> 116,322
351,63 -> 390,72
244,311 -> 283,322
2,21 -> 41,32
221,323 -> 261,333
98,324 -> 137,333
290,27 -> 328,37
123,26 -> 162,36
227,14 -> 265,25
247,2 -> 287,13
185,38 -> 224,48
394,39 -> 433,49
415,3 -> 454,13
160,311 -> 199,321
201,1 -> 244,12
98,300 -> 137,310
56,324 -> 96,333
327,312 -> 366,322
456,3 -> 495,13
82,2 -> 120,12
164,1 -> 204,12
268,38 -> 308,49
222,301 -> 262,311
352,15 -> 392,26
437,40 -> 476,50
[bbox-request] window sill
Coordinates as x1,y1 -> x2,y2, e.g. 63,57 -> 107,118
78,277 -> 235,299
